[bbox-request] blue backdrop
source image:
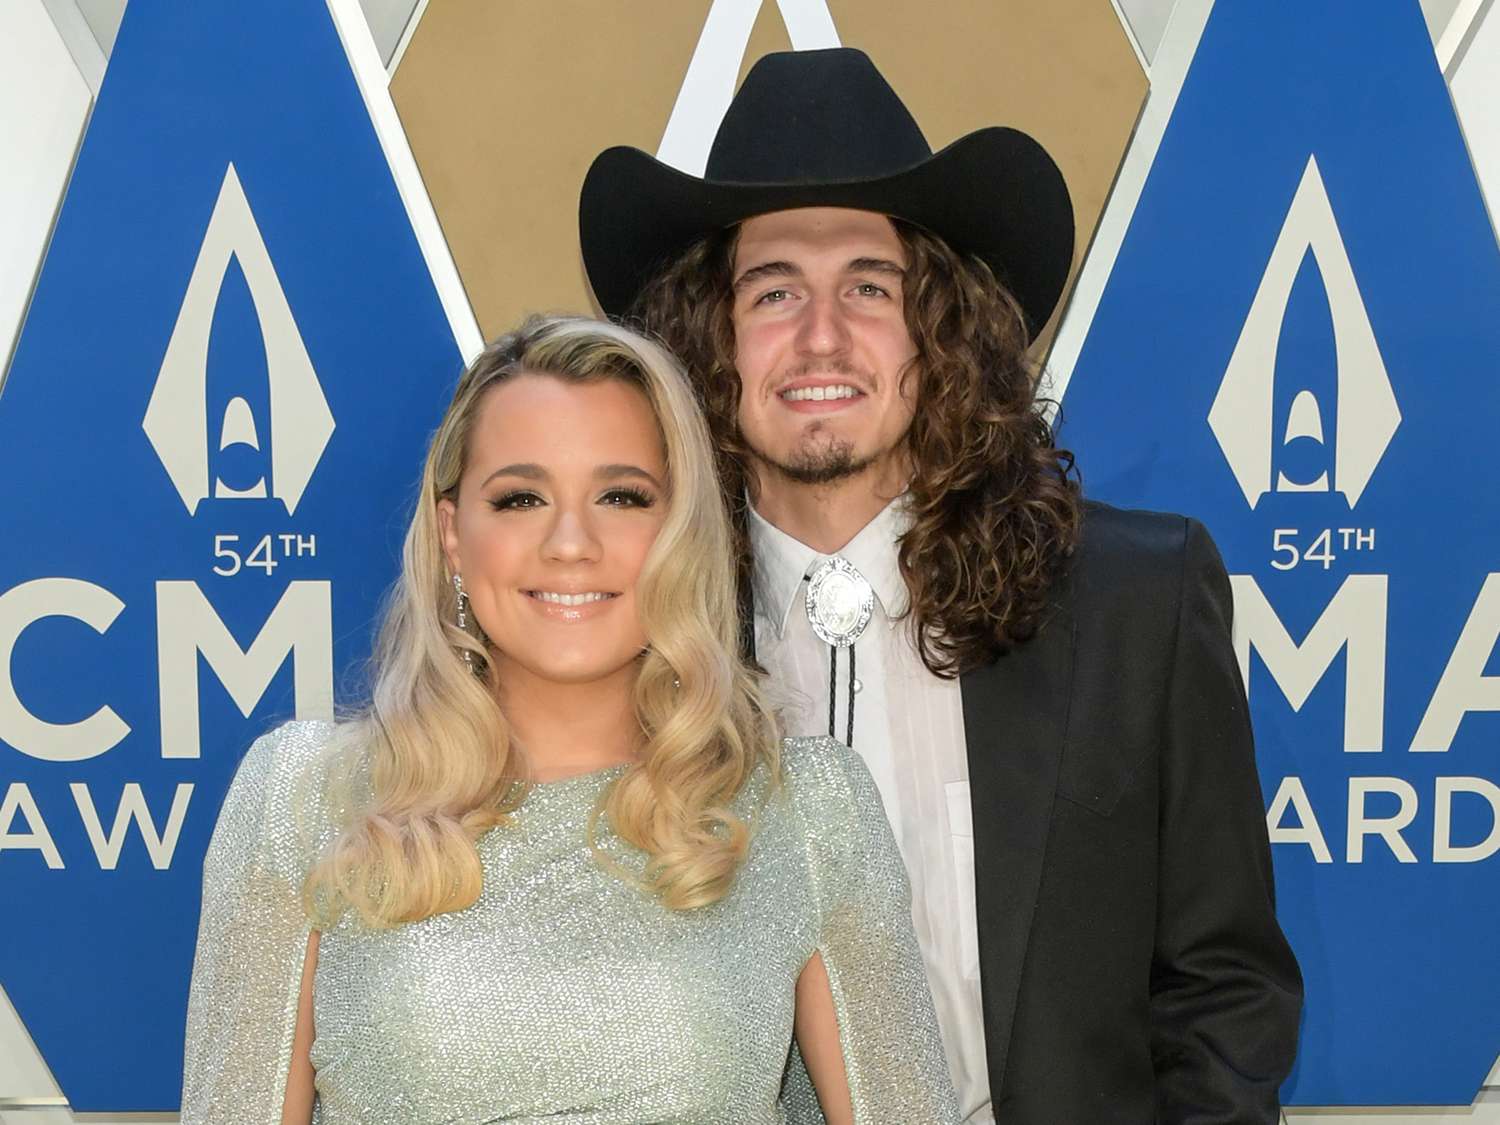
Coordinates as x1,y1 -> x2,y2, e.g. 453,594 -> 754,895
0,0 -> 462,1111
1062,0 -> 1500,1106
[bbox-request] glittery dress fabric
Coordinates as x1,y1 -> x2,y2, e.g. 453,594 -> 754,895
182,720 -> 959,1123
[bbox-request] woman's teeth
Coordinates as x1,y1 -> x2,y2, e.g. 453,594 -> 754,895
781,385 -> 860,402
530,591 -> 615,605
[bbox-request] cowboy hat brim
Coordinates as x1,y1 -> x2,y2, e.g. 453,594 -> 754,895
579,125 -> 1075,337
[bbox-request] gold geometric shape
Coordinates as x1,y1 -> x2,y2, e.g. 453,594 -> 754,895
391,1 -> 1146,352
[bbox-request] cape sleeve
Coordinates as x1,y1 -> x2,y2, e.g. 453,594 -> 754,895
779,736 -> 960,1124
180,721 -> 332,1124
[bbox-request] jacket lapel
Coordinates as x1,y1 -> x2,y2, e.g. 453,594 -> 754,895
960,597 -> 1075,1097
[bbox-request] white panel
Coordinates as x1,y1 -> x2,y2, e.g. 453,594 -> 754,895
1450,0 -> 1500,231
774,0 -> 841,49
73,0 -> 125,58
1112,0 -> 1181,66
0,0 -> 91,386
358,0 -> 422,67
1436,0 -> 1488,70
385,0 -> 429,76
1423,0 -> 1465,45
38,0 -> 106,94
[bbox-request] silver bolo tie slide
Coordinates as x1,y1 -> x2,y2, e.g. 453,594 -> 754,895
804,555 -> 874,747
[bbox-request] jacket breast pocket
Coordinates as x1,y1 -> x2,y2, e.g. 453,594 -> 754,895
1055,728 -> 1154,818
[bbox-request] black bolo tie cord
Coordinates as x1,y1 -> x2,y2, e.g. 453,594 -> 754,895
827,643 -> 856,748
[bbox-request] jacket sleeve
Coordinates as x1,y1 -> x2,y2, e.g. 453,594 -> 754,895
1150,519 -> 1303,1123
780,738 -> 961,1125
181,724 -> 324,1123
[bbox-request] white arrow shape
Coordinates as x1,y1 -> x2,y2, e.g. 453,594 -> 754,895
657,0 -> 842,176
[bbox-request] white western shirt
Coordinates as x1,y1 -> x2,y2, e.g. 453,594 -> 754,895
748,500 -> 993,1123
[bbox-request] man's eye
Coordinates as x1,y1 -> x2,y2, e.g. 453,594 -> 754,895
489,490 -> 544,511
600,487 -> 656,509
755,288 -> 791,305
854,282 -> 889,298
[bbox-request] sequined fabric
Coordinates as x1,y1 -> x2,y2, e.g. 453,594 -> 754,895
182,720 -> 958,1123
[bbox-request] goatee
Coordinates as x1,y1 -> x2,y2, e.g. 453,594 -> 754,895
752,437 -> 875,486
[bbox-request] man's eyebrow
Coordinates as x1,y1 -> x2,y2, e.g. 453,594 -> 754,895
480,463 -> 547,487
595,463 -> 664,490
847,256 -> 906,277
733,260 -> 802,292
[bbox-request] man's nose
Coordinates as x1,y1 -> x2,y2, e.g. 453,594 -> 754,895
795,294 -> 852,357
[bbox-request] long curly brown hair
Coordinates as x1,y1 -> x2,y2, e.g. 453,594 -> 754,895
631,218 -> 1082,676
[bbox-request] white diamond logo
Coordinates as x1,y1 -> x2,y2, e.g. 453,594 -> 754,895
143,162 -> 334,515
1208,154 -> 1400,509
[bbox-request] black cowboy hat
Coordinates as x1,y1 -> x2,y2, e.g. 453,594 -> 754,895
579,47 -> 1075,336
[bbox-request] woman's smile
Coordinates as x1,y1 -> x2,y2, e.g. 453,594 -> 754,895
522,587 -> 621,621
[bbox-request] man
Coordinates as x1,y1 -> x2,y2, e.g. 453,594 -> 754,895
579,48 -> 1301,1123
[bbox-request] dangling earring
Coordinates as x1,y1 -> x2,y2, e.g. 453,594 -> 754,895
453,574 -> 473,672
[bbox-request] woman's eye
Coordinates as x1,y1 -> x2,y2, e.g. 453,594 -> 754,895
600,487 -> 656,509
489,490 -> 544,512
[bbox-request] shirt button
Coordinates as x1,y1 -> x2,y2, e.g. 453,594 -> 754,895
852,678 -> 864,694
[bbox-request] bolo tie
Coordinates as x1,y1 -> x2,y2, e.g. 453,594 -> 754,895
804,555 -> 874,748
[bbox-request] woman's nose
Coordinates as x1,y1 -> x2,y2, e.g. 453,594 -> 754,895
541,506 -> 603,563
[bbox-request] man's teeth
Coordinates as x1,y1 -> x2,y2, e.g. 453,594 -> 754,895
531,591 -> 614,605
781,384 -> 860,402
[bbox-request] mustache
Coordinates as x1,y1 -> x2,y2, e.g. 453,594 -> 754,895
777,360 -> 871,383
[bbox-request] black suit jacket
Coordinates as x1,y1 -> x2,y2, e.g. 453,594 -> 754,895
961,502 -> 1302,1122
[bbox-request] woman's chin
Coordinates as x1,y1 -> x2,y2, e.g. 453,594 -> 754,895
492,648 -> 641,689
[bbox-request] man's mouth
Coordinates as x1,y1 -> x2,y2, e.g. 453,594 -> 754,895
779,384 -> 862,402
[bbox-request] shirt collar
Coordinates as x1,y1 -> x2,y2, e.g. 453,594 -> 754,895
747,495 -> 912,638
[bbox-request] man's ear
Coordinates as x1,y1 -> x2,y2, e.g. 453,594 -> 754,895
896,354 -> 924,404
436,497 -> 461,578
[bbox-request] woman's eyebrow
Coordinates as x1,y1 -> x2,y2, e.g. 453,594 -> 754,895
595,464 -> 664,490
480,462 -> 548,487
479,463 -> 664,490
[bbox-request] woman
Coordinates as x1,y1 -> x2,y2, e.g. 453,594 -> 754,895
181,316 -> 957,1123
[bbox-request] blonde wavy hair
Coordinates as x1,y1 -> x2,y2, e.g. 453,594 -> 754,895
304,315 -> 779,928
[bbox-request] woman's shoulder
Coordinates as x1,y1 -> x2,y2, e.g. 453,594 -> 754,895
771,737 -> 902,911
206,718 -> 344,881
237,717 -> 338,779
776,735 -> 884,824
779,733 -> 857,780
227,718 -> 341,817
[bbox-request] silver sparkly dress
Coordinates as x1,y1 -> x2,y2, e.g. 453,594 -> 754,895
182,720 -> 959,1123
